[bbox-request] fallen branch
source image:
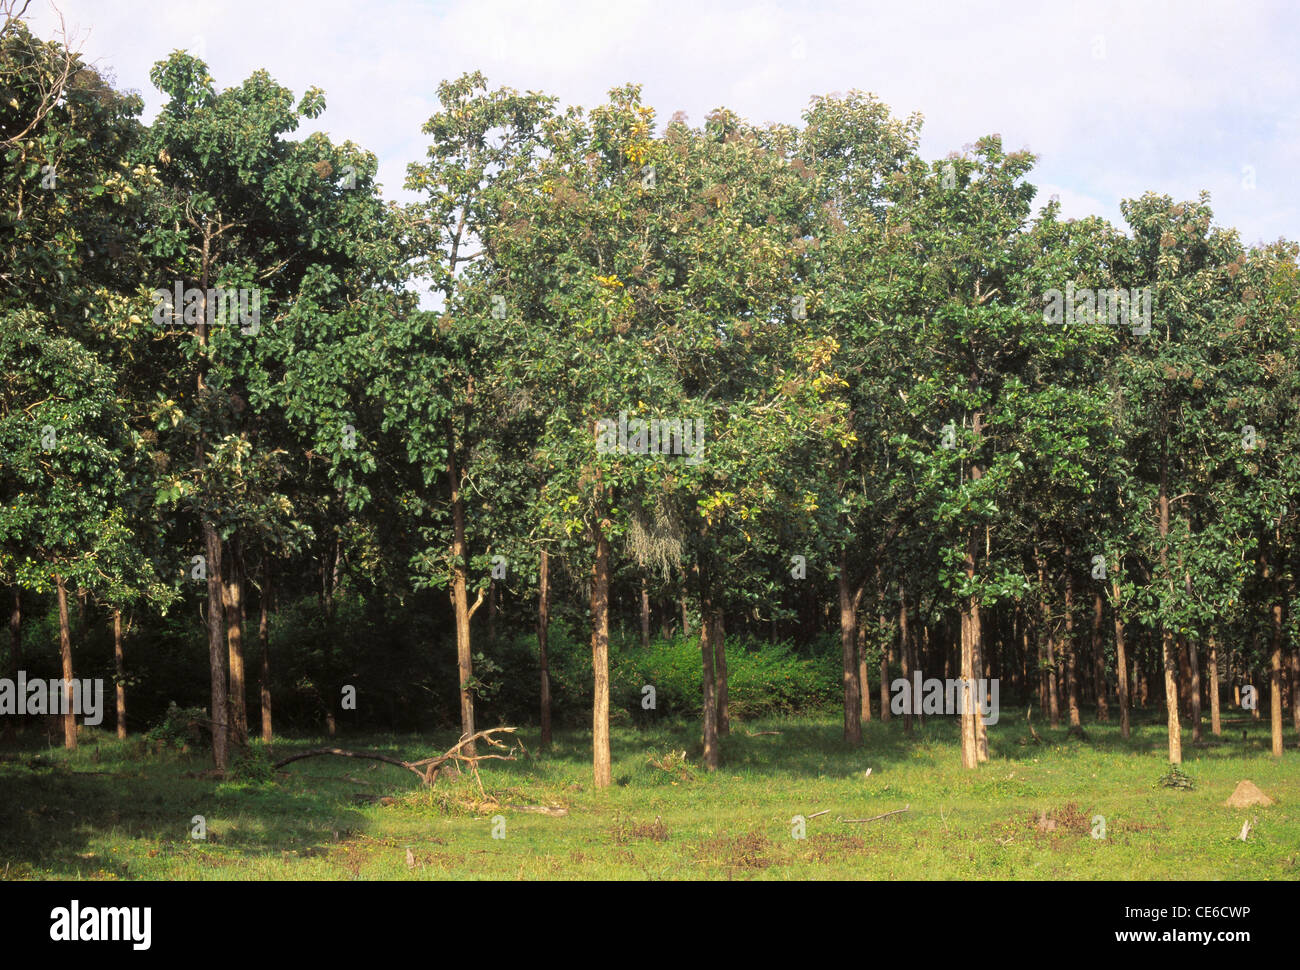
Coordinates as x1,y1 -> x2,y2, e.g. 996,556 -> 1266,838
839,805 -> 910,824
807,809 -> 830,820
746,730 -> 782,737
273,727 -> 523,788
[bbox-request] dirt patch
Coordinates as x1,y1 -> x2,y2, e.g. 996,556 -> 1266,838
610,815 -> 669,844
691,831 -> 773,872
803,833 -> 867,863
1225,780 -> 1275,808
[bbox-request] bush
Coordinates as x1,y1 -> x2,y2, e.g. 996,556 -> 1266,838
144,702 -> 208,749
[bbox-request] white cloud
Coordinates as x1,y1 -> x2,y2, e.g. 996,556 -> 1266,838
26,0 -> 1300,243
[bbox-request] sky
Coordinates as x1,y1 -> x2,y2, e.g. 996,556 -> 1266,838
27,0 -> 1300,248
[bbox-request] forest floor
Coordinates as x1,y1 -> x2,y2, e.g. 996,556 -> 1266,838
2,709 -> 1297,879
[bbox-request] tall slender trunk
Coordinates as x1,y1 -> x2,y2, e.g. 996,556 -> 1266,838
714,610 -> 729,736
1092,589 -> 1109,721
113,609 -> 126,739
590,514 -> 612,787
1185,576 -> 1202,743
1208,633 -> 1221,737
55,575 -> 76,749
959,587 -> 979,769
537,548 -> 552,748
1270,590 -> 1285,757
446,418 -> 476,757
259,560 -> 272,744
203,523 -> 228,769
857,609 -> 872,723
838,555 -> 862,744
697,564 -> 719,771
223,539 -> 248,747
1036,548 -> 1060,727
899,588 -> 912,735
487,578 -> 497,648
877,566 -> 890,722
1157,446 -> 1182,763
1291,640 -> 1300,736
1063,555 -> 1081,729
1111,569 -> 1130,739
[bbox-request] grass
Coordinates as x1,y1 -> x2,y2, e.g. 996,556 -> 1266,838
1,708 -> 1297,880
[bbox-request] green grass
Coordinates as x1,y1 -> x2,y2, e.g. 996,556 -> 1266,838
1,709 -> 1297,879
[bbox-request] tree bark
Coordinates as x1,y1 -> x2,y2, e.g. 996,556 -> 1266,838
1111,570 -> 1130,739
877,567 -> 891,722
1271,594 -> 1285,757
55,575 -> 76,749
113,609 -> 126,739
697,564 -> 719,770
714,610 -> 729,736
202,522 -> 229,770
590,514 -> 612,786
1092,589 -> 1109,721
1157,450 -> 1182,764
857,612 -> 872,722
838,555 -> 862,744
537,548 -> 552,749
259,559 -> 273,744
899,587 -> 912,735
1208,633 -> 1221,737
446,417 -> 476,758
223,539 -> 248,747
1063,557 -> 1081,729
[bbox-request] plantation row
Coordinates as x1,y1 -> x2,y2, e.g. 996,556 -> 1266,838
2,11 -> 1298,784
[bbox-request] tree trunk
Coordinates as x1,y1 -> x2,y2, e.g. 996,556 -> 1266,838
203,521 -> 228,770
446,418 -> 476,758
714,610 -> 729,736
899,588 -> 912,736
487,578 -> 497,648
1157,451 -> 1182,764
1291,643 -> 1300,736
1111,570 -> 1130,739
959,593 -> 979,769
1035,548 -> 1060,727
113,609 -> 126,739
857,613 -> 872,722
55,574 -> 76,749
259,559 -> 273,744
1063,558 -> 1081,729
1092,589 -> 1109,721
1187,637 -> 1202,744
223,540 -> 248,747
590,515 -> 612,787
1271,595 -> 1285,757
838,555 -> 862,744
538,548 -> 552,749
877,567 -> 890,722
1208,633 -> 1221,737
697,565 -> 719,771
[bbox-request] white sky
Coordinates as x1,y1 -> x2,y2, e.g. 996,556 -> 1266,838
29,0 -> 1300,248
